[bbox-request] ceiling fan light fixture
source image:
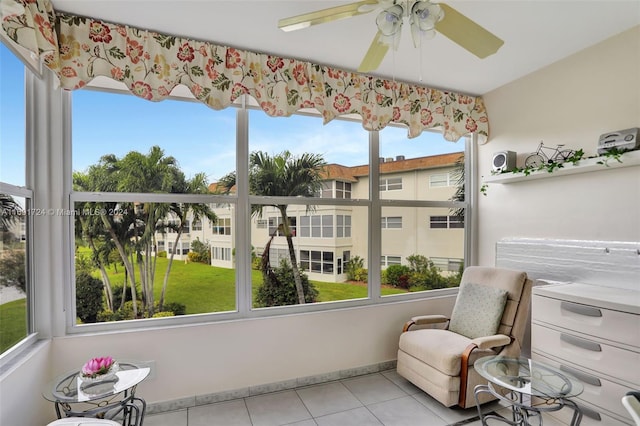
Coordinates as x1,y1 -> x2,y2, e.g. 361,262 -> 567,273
411,1 -> 443,31
376,4 -> 404,36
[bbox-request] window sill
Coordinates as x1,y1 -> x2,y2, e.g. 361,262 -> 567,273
484,150 -> 640,184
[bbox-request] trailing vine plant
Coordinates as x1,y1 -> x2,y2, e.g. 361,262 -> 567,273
596,147 -> 627,167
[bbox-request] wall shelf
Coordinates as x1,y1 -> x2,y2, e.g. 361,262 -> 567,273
484,150 -> 640,184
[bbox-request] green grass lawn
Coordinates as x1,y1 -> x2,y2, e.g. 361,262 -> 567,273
99,254 -> 406,314
0,298 -> 27,353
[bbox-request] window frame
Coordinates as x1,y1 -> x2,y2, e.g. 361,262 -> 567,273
379,177 -> 403,191
429,215 -> 465,229
61,88 -> 473,333
0,42 -> 38,362
429,171 -> 456,188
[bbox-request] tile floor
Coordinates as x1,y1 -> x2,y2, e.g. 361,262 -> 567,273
142,369 -> 523,426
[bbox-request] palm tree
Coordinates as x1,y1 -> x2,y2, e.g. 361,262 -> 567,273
158,172 -> 217,311
0,193 -> 23,231
450,153 -> 465,218
73,170 -> 121,312
219,150 -> 326,304
76,146 -> 216,318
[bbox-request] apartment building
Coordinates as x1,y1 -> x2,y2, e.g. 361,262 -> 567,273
156,152 -> 465,283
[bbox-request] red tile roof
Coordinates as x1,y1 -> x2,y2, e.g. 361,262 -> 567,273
323,152 -> 463,181
210,152 -> 463,191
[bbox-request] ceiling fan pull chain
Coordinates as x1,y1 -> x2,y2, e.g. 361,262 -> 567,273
419,37 -> 423,82
392,47 -> 397,84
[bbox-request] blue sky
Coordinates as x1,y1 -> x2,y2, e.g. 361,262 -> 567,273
1,43 -> 464,187
0,43 -> 26,186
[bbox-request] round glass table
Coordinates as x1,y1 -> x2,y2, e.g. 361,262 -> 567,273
43,361 -> 150,426
474,356 -> 584,426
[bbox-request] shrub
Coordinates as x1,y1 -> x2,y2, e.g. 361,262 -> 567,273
383,264 -> 412,288
0,248 -> 26,292
159,301 -> 186,316
406,254 -> 430,274
121,300 -> 144,320
353,267 -> 368,283
97,309 -> 117,322
111,283 -> 138,310
74,251 -> 94,277
255,259 -> 318,307
75,272 -> 104,323
157,250 -> 167,258
344,256 -> 364,281
408,272 -> 446,291
189,239 -> 211,264
152,311 -> 175,318
252,256 -> 262,270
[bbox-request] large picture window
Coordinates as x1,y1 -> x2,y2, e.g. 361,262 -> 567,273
31,65 -> 470,330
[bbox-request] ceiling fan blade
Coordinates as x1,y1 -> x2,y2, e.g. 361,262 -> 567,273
279,0 -> 379,32
434,3 -> 504,59
358,31 -> 390,72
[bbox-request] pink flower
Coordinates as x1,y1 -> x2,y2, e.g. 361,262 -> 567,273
177,42 -> 195,62
126,39 -> 144,64
81,356 -> 115,377
266,56 -> 284,72
465,117 -> 478,133
131,81 -> 154,100
333,94 -> 351,113
292,63 -> 307,85
88,21 -> 112,43
226,49 -> 242,69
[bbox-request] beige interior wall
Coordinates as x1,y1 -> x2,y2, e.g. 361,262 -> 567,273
0,341 -> 52,426
478,26 -> 640,266
17,296 -> 452,423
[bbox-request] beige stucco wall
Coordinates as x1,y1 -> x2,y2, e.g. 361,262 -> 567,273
478,25 -> 640,266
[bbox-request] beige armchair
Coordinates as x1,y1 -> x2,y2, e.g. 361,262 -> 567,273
397,266 -> 532,408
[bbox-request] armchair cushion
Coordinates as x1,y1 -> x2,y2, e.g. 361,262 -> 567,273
448,282 -> 508,339
399,329 -> 497,376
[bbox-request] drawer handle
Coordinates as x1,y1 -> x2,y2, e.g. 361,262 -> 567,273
575,402 -> 602,421
559,365 -> 602,386
560,333 -> 602,352
561,301 -> 602,317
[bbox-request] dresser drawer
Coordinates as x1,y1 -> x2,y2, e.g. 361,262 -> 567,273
531,324 -> 640,384
545,403 -> 631,426
532,294 -> 640,348
533,351 -> 635,422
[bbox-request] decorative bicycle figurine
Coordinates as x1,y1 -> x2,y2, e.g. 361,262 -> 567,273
524,142 -> 575,168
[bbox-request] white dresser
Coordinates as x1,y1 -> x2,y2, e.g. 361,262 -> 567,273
531,282 -> 640,425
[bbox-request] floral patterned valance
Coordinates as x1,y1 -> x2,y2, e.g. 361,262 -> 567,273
1,0 -> 489,142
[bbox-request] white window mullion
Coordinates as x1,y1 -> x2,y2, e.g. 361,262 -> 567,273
368,131 -> 381,300
235,100 -> 251,315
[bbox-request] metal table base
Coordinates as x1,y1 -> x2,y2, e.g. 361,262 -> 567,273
474,382 -> 582,426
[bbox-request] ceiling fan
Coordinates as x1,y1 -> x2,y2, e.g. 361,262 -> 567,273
278,0 -> 504,73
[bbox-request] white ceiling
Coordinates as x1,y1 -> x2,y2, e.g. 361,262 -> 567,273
51,0 -> 640,96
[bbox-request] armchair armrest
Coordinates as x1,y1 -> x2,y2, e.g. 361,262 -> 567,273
402,315 -> 449,332
469,334 -> 512,350
458,334 -> 513,407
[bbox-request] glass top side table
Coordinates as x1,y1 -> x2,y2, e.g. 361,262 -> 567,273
474,356 -> 584,426
43,361 -> 150,426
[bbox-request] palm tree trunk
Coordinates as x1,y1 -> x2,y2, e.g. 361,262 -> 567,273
86,233 -> 114,311
101,214 -> 138,317
145,242 -> 154,317
278,206 -> 305,304
160,228 -> 183,310
97,264 -> 114,311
